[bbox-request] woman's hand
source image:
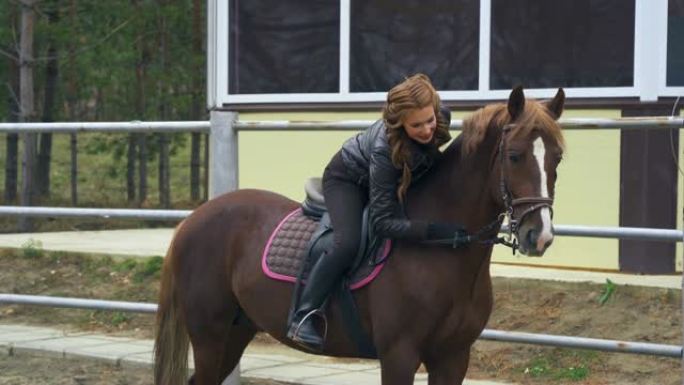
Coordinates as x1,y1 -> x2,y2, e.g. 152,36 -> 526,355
426,222 -> 470,248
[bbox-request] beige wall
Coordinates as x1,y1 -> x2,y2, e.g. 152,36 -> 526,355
237,109 -> 682,272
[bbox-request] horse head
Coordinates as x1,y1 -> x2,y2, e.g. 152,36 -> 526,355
499,86 -> 565,256
461,86 -> 565,256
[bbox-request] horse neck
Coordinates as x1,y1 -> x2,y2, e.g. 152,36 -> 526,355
406,129 -> 504,233
403,130 -> 503,300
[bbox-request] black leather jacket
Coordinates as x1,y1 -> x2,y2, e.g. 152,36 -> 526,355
340,108 -> 451,240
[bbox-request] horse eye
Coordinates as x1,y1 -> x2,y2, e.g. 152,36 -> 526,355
508,154 -> 521,163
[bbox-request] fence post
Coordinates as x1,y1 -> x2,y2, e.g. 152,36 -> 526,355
209,110 -> 241,385
209,110 -> 238,199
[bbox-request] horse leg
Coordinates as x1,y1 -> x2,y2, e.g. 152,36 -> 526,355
423,348 -> 470,385
187,330 -> 228,385
187,324 -> 257,385
378,341 -> 421,385
217,324 -> 257,381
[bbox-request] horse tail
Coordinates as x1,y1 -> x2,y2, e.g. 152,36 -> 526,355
154,221 -> 189,385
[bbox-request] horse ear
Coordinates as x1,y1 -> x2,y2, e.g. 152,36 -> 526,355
507,85 -> 525,121
545,88 -> 565,120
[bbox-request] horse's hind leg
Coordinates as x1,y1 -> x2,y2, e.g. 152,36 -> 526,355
185,291 -> 257,385
188,322 -> 257,385
218,324 -> 257,381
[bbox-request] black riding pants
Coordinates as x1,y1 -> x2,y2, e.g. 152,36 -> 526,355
321,152 -> 368,280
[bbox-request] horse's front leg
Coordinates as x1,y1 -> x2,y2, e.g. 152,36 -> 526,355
423,347 -> 471,385
378,340 -> 422,385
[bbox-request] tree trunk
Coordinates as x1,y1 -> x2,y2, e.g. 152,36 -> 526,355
157,0 -> 170,208
37,22 -> 60,197
138,134 -> 147,205
190,0 -> 203,202
4,132 -> 19,204
19,0 -> 37,232
127,135 -> 137,202
4,6 -> 20,204
133,0 -> 149,206
66,0 -> 78,206
70,133 -> 77,206
158,134 -> 170,207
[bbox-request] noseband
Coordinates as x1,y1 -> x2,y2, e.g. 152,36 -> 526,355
495,124 -> 554,252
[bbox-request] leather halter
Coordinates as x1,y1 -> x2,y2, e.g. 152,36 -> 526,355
495,124 -> 554,252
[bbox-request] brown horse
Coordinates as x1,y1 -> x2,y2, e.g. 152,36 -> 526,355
154,86 -> 566,385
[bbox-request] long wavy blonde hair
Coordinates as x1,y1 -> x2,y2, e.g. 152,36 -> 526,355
383,74 -> 451,203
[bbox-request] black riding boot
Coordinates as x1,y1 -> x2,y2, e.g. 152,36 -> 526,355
288,252 -> 343,351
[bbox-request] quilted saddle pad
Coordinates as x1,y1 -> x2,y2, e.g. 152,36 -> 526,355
261,208 -> 390,290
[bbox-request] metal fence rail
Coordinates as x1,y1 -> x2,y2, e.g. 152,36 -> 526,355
0,206 -> 682,242
0,121 -> 210,133
234,116 -> 684,131
0,206 -> 190,221
0,116 -> 682,133
0,293 -> 679,358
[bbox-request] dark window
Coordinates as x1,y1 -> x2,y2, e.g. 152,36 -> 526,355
228,0 -> 340,94
350,0 -> 479,92
668,0 -> 684,86
491,0 -> 634,89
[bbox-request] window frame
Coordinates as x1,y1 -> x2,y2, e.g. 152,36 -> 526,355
208,0 -> 680,107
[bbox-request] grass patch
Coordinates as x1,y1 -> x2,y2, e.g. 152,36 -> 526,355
521,349 -> 599,382
132,256 -> 164,283
20,239 -> 44,259
114,258 -> 139,273
0,247 -> 161,336
598,278 -> 616,306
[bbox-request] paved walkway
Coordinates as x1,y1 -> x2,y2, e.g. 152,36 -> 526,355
0,229 -> 680,289
0,324 -> 511,385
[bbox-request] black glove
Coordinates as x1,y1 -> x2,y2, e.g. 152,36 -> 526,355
426,222 -> 470,248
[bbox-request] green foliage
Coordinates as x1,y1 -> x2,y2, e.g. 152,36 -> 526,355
132,256 -> 164,283
1,0 -> 207,208
522,350 -> 596,382
598,278 -> 616,305
110,311 -> 131,327
114,258 -> 138,273
21,239 -> 44,259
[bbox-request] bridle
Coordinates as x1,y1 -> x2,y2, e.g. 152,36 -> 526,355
421,123 -> 555,254
492,124 -> 554,252
462,124 -> 554,253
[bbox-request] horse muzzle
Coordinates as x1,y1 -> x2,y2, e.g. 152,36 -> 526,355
517,221 -> 554,256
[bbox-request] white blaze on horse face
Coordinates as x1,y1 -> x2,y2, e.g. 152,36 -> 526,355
533,137 -> 553,250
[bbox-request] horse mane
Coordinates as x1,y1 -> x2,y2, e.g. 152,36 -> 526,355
460,99 -> 565,157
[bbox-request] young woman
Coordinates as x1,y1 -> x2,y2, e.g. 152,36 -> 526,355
288,74 -> 465,351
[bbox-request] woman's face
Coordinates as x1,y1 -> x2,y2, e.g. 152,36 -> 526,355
402,105 -> 437,144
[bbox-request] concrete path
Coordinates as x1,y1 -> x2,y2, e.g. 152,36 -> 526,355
0,324 -> 511,385
0,229 -> 680,289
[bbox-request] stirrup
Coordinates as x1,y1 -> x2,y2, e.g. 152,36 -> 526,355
288,309 -> 328,349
